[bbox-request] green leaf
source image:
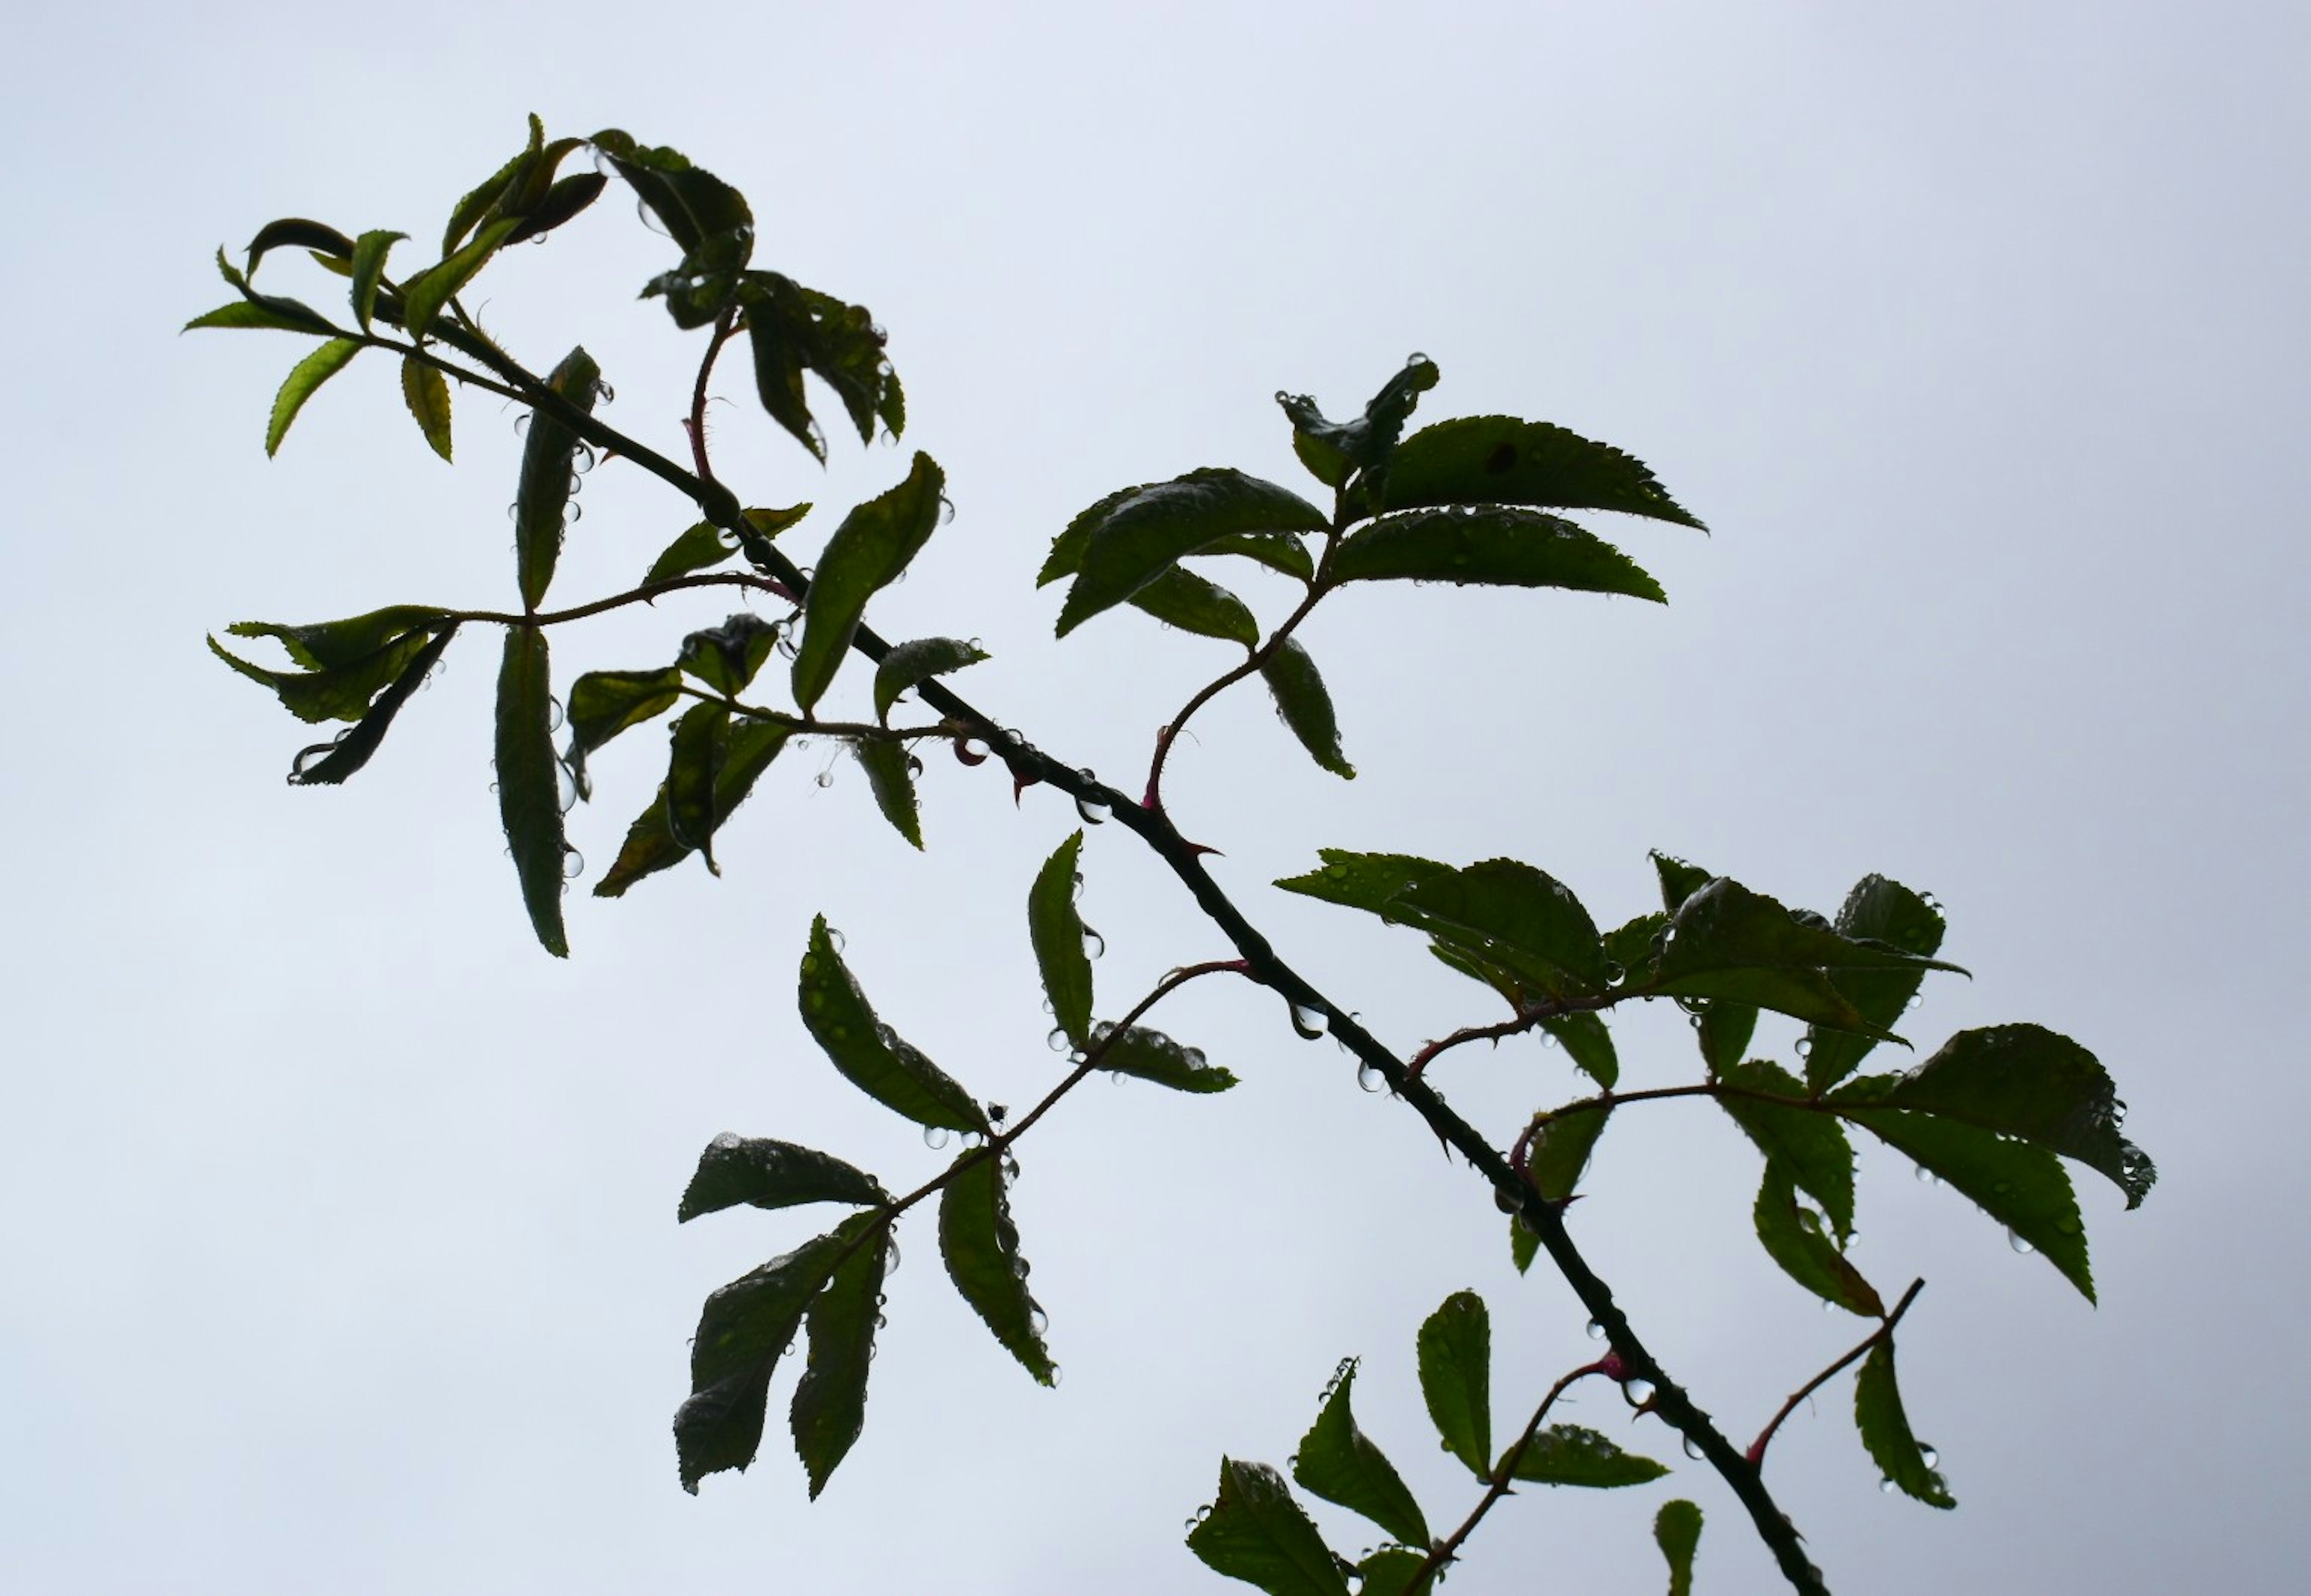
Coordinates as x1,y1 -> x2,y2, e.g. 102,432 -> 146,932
441,128 -> 533,255
1753,1163 -> 1884,1317
1331,507 -> 1665,602
1383,415 -> 1705,529
1854,1341 -> 1954,1508
347,229 -> 405,330
676,613 -> 780,697
1655,1501 -> 1703,1596
1416,1291 -> 1491,1480
790,1216 -> 891,1498
1602,911 -> 1669,986
1804,876 -> 1948,1091
208,626 -> 438,725
1715,1058 -> 1855,1240
264,338 -> 360,457
184,299 -> 338,335
799,917 -> 986,1133
244,217 -> 355,275
737,272 -> 900,454
1858,1024 -> 2153,1208
1539,1012 -> 1618,1090
938,1151 -> 1054,1383
224,604 -> 451,674
1292,1359 -> 1431,1548
1096,1024 -> 1237,1092
1527,1102 -> 1610,1202
793,453 -> 945,712
853,740 -> 923,849
1509,1214 -> 1541,1274
1503,1424 -> 1669,1486
398,356 -> 453,462
279,625 -> 457,787
494,628 -> 568,958
1028,832 -> 1094,1050
643,521 -> 737,584
1192,531 -> 1317,581
1837,1103 -> 2094,1299
566,667 -> 685,760
513,346 -> 602,611
592,128 -> 755,256
1275,850 -> 1455,916
873,636 -> 988,723
1053,469 -> 1329,636
1651,852 -> 1715,913
400,215 -> 520,341
679,1135 -> 890,1221
503,170 -> 608,244
675,1219 -> 859,1493
1695,1000 -> 1757,1074
1277,354 -> 1438,501
1352,1547 -> 1432,1596
1261,637 -> 1355,778
665,702 -> 729,869
1127,565 -> 1261,645
1186,1459 -> 1353,1596
1388,859 -> 1611,1002
592,717 -> 791,897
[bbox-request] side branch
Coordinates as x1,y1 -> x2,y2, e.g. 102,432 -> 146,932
1749,1279 -> 1927,1465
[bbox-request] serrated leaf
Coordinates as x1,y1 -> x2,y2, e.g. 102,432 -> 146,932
400,215 -> 520,341
1656,1501 -> 1703,1596
513,346 -> 602,611
1351,1547 -> 1432,1596
398,356 -> 453,462
1417,1291 -> 1491,1480
793,453 -> 944,711
738,273 -> 900,451
1096,1024 -> 1236,1092
279,625 -> 456,787
799,917 -> 986,1133
1331,507 -> 1665,601
1054,469 -> 1329,636
1261,637 -> 1354,778
873,636 -> 987,723
1279,354 -> 1438,502
1384,415 -> 1705,529
1128,565 -> 1261,645
676,612 -> 779,697
1854,1341 -> 1954,1508
224,605 -> 450,673
791,1217 -> 891,1497
1389,859 -> 1610,1002
665,702 -> 729,868
244,217 -> 355,274
678,1135 -> 890,1221
1503,1423 -> 1669,1486
938,1151 -> 1053,1383
1652,852 -> 1715,913
494,628 -> 568,957
1292,1360 -> 1431,1548
1509,1214 -> 1541,1274
1695,1000 -> 1757,1074
265,338 -> 360,456
442,129 -> 533,255
853,740 -> 923,848
1275,850 -> 1455,915
1602,911 -> 1668,986
184,299 -> 337,335
208,626 -> 439,725
592,717 -> 792,897
1527,1102 -> 1610,1202
593,128 -> 754,256
347,229 -> 406,330
1186,1459 -> 1353,1596
1805,876 -> 1948,1091
644,521 -> 738,584
1538,1012 -> 1618,1090
503,169 -> 608,243
566,667 -> 684,759
1715,1058 -> 1855,1240
1753,1163 -> 1884,1316
1192,531 -> 1317,580
1028,832 -> 1093,1050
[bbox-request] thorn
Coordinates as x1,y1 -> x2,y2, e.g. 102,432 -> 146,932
952,737 -> 987,767
1182,841 -> 1223,858
1013,769 -> 1041,805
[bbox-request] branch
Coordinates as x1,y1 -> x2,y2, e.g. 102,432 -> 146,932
1406,1361 -> 1604,1592
1749,1278 -> 1927,1466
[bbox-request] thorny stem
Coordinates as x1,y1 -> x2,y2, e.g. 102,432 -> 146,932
1408,1361 -> 1604,1593
1143,577 -> 1330,810
1749,1279 -> 1926,1465
685,309 -> 739,486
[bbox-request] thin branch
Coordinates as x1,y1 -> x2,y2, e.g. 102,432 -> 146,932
1406,1361 -> 1606,1592
450,571 -> 793,629
1749,1279 -> 1927,1465
1144,577 -> 1330,809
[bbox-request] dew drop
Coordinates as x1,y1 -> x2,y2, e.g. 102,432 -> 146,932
1081,926 -> 1106,960
1621,1378 -> 1657,1407
1586,1319 -> 1607,1341
1919,1445 -> 1939,1468
513,412 -> 531,436
1794,1036 -> 1814,1057
1914,1165 -> 1940,1186
815,770 -> 835,788
1030,1307 -> 1049,1337
1405,350 -> 1431,366
1603,960 -> 1627,985
906,753 -> 925,778
938,495 -> 957,526
1881,1478 -> 1899,1495
545,696 -> 566,734
1048,1026 -> 1074,1054
561,846 -> 584,881
1356,1063 -> 1386,1093
1905,993 -> 1925,1013
828,927 -> 846,953
1290,1004 -> 1329,1039
923,1125 -> 951,1151
1684,1435 -> 1707,1461
2007,1229 -> 2036,1255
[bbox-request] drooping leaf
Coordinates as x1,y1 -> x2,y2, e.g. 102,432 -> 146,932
1095,1024 -> 1237,1092
1186,1459 -> 1353,1596
790,1217 -> 891,1498
873,636 -> 988,723
678,1134 -> 890,1221
1753,1163 -> 1884,1317
793,453 -> 945,712
1503,1424 -> 1669,1487
1509,1214 -> 1541,1274
676,613 -> 781,697
1331,507 -> 1665,602
1804,875 -> 1949,1091
592,128 -> 755,256
665,701 -> 729,869
1853,1341 -> 1954,1508
244,217 -> 355,275
1291,1360 -> 1431,1549
398,356 -> 453,462
799,917 -> 986,1133
1656,1500 -> 1704,1596
592,717 -> 791,897
442,122 -> 537,255
494,628 -> 568,957
566,667 -> 685,761
399,215 -> 520,342
1383,415 -> 1705,530
1028,831 -> 1094,1050
347,229 -> 406,330
1388,859 -> 1611,1002
503,170 -> 608,244
1417,1291 -> 1491,1480
1527,1102 -> 1611,1202
1261,637 -> 1355,778
1715,1058 -> 1855,1240
220,602 -> 450,677
513,346 -> 602,611
1127,565 -> 1261,645
852,740 -> 923,849
1277,354 -> 1439,501
938,1151 -> 1053,1383
736,271 -> 901,453
1539,1012 -> 1618,1090
279,624 -> 456,787
264,338 -> 361,457
1053,469 -> 1329,636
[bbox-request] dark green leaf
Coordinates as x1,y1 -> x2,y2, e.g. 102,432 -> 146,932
208,624 -> 438,725
503,170 -> 608,244
1097,1024 -> 1237,1092
678,1135 -> 890,1221
224,605 -> 451,672
1388,859 -> 1610,1002
1261,637 -> 1355,778
1352,1547 -> 1432,1596
1191,531 -> 1318,581
1292,1359 -> 1431,1548
799,917 -> 986,1133
1715,1058 -> 1855,1240
265,338 -> 360,456
494,628 -> 568,958
1331,507 -> 1665,602
1753,1163 -> 1884,1317
566,667 -> 684,759
1278,354 -> 1438,501
1275,850 -> 1455,915
1805,876 -> 1949,1091
736,272 -> 900,453
665,702 -> 729,869
1503,1424 -> 1669,1487
1417,1291 -> 1491,1480
1186,1459 -> 1353,1596
1509,1214 -> 1541,1274
873,636 -> 988,723
184,298 -> 336,335
1128,565 -> 1261,645
592,128 -> 755,257
1695,1000 -> 1758,1075
513,345 -> 602,611
399,356 -> 453,462
592,717 -> 791,897
1854,1341 -> 1954,1508
1054,469 -> 1329,636
1028,831 -> 1094,1050
790,1216 -> 891,1497
1656,1500 -> 1703,1596
442,123 -> 536,255
938,1151 -> 1053,1383
347,229 -> 405,330
1651,852 -> 1715,914
853,740 -> 923,849
643,521 -> 738,584
676,613 -> 780,697
1383,415 -> 1705,529
1539,1012 -> 1618,1090
244,217 -> 354,274
793,453 -> 945,712
1601,911 -> 1669,986
279,625 -> 456,787
400,215 -> 519,342
1527,1103 -> 1610,1202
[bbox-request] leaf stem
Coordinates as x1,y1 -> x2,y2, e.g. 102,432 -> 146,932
1144,578 -> 1332,809
1748,1279 -> 1926,1466
1406,1361 -> 1605,1592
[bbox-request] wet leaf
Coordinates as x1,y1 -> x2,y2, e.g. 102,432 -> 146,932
224,605 -> 451,673
1292,1359 -> 1431,1548
1503,1424 -> 1669,1487
513,346 -> 602,611
593,127 -> 753,257
1277,354 -> 1438,502
1695,1000 -> 1757,1075
1656,1500 -> 1703,1596
799,916 -> 986,1133
1388,859 -> 1611,1002
734,272 -> 901,452
400,215 -> 519,341
1190,531 -> 1317,581
592,716 -> 791,897
1097,1024 -> 1236,1092
676,613 -> 780,697
244,217 -> 355,274
1275,850 -> 1455,917
1331,507 -> 1665,602
1804,876 -> 1947,1091
1539,1012 -> 1619,1090
1602,911 -> 1669,987
1261,637 -> 1354,778
1417,1290 -> 1491,1480
566,667 -> 684,760
938,1151 -> 1053,1383
1527,1102 -> 1610,1202
678,1135 -> 890,1221
853,740 -> 923,849
665,701 -> 729,868
873,636 -> 988,723
1128,565 -> 1261,645
399,356 -> 453,462
790,1217 -> 891,1497
1384,415 -> 1704,530
793,453 -> 945,712
442,123 -> 536,255
265,337 -> 360,456
643,521 -> 737,584
1753,1163 -> 1884,1317
494,628 -> 568,957
1028,832 -> 1094,1050
1052,469 -> 1328,636
1186,1459 -> 1353,1596
1652,852 -> 1715,914
1509,1214 -> 1541,1274
1854,1341 -> 1954,1508
1715,1058 -> 1855,1240
1352,1547 -> 1432,1596
347,229 -> 406,330
208,626 -> 439,725
184,299 -> 338,335
503,170 -> 608,243
279,625 -> 456,787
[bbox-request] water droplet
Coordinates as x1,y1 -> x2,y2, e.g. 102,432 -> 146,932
815,770 -> 835,788
937,495 -> 956,526
1405,351 -> 1431,366
1795,1036 -> 1814,1057
1357,1063 -> 1386,1093
923,1126 -> 951,1150
1586,1319 -> 1609,1341
828,927 -> 846,953
1603,960 -> 1627,985
1030,1308 -> 1049,1337
561,846 -> 584,881
1047,1364 -> 1063,1388
513,412 -> 532,436
906,753 -> 924,778
1290,1004 -> 1329,1039
1914,1165 -> 1940,1186
1684,1435 -> 1707,1460
1621,1378 -> 1656,1407
1918,1445 -> 1939,1468
2008,1229 -> 2036,1255
545,696 -> 566,734
1048,1026 -> 1074,1054
884,1237 -> 902,1275
1009,1256 -> 1030,1279
1905,994 -> 1925,1013
1881,1478 -> 1899,1495
1081,926 -> 1106,959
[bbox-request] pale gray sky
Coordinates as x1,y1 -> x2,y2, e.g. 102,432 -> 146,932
4,2 -> 2304,1592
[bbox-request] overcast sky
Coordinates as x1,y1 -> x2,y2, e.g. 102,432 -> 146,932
4,2 -> 2305,1592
